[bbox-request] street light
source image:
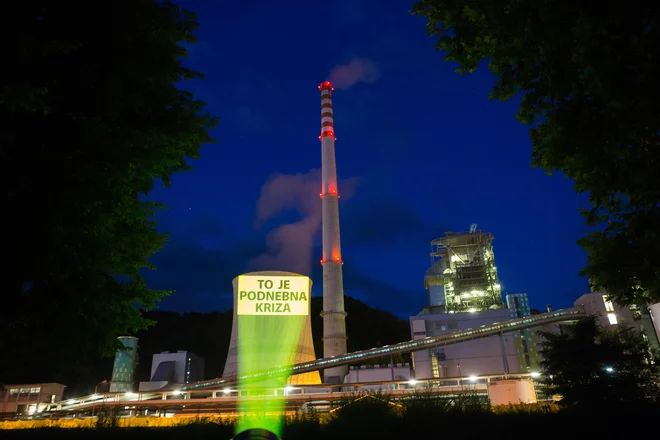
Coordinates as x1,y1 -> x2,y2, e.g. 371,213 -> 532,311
94,380 -> 108,394
92,380 -> 108,418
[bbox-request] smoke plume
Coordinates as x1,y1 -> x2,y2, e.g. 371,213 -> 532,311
248,169 -> 359,276
328,58 -> 380,90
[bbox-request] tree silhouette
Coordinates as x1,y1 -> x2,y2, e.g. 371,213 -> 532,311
539,316 -> 659,407
1,0 -> 217,383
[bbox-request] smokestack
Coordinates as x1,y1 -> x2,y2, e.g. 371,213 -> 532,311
318,81 -> 348,383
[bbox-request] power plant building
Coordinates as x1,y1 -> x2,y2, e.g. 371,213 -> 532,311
139,350 -> 205,392
109,336 -> 139,393
413,228 -> 540,379
424,225 -> 503,313
411,308 -> 521,379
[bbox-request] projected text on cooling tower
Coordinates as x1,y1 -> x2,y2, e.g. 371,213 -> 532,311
237,275 -> 310,315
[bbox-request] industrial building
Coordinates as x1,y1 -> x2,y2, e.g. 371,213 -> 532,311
109,336 -> 139,393
424,225 -> 502,313
138,350 -> 205,392
0,383 -> 65,413
574,292 -> 635,328
411,308 -> 522,379
414,227 -> 540,380
506,293 -> 540,373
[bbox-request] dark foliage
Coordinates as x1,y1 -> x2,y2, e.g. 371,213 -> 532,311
413,0 -> 660,306
1,1 -> 217,383
3,403 -> 660,439
539,316 -> 660,407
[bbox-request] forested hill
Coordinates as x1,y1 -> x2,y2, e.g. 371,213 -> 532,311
63,296 -> 411,397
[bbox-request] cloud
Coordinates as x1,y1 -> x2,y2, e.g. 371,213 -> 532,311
248,169 -> 360,276
328,58 -> 380,90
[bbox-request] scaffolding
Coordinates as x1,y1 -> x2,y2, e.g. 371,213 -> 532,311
425,225 -> 502,313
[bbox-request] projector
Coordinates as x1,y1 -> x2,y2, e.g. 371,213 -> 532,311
233,429 -> 280,440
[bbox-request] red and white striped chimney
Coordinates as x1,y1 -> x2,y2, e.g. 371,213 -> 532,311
318,81 -> 348,383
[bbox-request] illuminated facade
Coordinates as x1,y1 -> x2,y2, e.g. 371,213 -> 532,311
425,225 -> 502,313
223,271 -> 321,385
318,81 -> 348,383
109,336 -> 139,393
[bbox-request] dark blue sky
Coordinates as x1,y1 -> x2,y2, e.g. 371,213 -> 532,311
143,0 -> 590,319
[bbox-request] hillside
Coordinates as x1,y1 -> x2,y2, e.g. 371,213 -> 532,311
60,296 -> 411,397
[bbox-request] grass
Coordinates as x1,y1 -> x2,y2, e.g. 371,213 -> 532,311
0,392 -> 655,439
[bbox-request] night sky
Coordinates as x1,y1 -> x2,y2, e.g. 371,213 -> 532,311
142,0 -> 590,319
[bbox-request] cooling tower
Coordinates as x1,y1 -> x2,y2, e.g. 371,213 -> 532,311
223,271 -> 321,385
109,336 -> 139,393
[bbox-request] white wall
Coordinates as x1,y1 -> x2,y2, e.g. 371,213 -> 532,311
138,381 -> 168,392
410,309 -> 520,380
151,352 -> 187,384
440,334 -> 519,378
344,365 -> 411,383
574,292 -> 635,329
649,303 -> 660,343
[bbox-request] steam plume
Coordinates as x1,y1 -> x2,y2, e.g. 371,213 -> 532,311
328,58 -> 380,90
248,169 -> 359,276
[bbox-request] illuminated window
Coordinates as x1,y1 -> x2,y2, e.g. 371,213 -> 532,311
603,296 -> 615,312
29,387 -> 40,393
607,313 -> 618,325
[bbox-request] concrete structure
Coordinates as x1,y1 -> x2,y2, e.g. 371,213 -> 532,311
487,379 -> 537,405
223,271 -> 321,385
648,302 -> 660,349
1,383 -> 65,413
639,304 -> 660,352
318,81 -> 348,383
109,336 -> 139,393
138,351 -> 205,392
410,309 -> 522,380
344,364 -> 411,384
506,293 -> 540,373
574,292 -> 635,329
424,225 -> 503,313
534,293 -> 638,356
